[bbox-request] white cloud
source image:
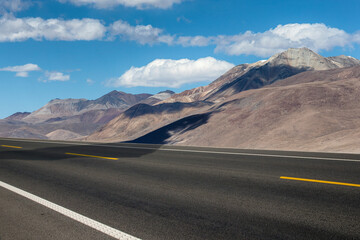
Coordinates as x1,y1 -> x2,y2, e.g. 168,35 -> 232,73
178,23 -> 353,57
0,15 -> 106,42
0,63 -> 41,77
177,36 -> 212,47
44,71 -> 70,82
0,15 -> 172,45
353,32 -> 360,44
0,63 -> 72,83
0,0 -> 31,13
16,71 -> 29,77
0,17 -> 358,58
108,57 -> 235,88
109,20 -> 174,45
217,23 -> 351,56
58,0 -> 184,9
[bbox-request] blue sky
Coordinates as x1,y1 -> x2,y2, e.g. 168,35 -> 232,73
0,0 -> 360,118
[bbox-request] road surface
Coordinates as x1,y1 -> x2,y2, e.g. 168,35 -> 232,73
0,137 -> 359,240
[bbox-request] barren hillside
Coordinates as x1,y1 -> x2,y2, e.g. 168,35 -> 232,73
132,65 -> 360,153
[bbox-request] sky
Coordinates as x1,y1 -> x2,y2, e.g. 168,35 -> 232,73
0,0 -> 360,118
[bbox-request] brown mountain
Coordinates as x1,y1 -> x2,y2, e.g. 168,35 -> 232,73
140,90 -> 175,105
22,91 -> 152,124
127,65 -> 360,153
0,120 -> 47,140
0,91 -> 168,140
86,101 -> 212,142
88,49 -> 360,153
5,112 -> 31,121
46,129 -> 83,141
160,48 -> 360,104
205,48 -> 360,101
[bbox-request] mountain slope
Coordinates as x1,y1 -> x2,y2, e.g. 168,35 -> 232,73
159,60 -> 268,104
205,48 -> 360,101
327,55 -> 360,68
5,112 -> 31,121
22,91 -> 152,124
86,101 -> 213,142
0,91 -> 157,140
46,129 -> 83,140
88,48 -> 360,146
131,65 -> 360,153
160,48 -> 360,104
141,90 -> 175,105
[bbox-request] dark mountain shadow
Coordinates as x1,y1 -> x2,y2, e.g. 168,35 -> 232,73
123,102 -> 213,119
0,111 -> 211,161
207,64 -> 311,100
128,112 -> 212,144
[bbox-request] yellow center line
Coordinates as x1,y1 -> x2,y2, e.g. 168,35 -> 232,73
65,152 -> 118,160
280,176 -> 360,188
1,145 -> 23,149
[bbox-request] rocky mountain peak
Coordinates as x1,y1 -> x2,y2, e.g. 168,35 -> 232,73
94,91 -> 152,106
326,55 -> 360,68
267,47 -> 339,70
4,112 -> 31,121
203,48 -> 360,101
139,90 -> 175,105
106,90 -> 120,96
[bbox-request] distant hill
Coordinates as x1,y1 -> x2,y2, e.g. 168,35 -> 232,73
0,90 -> 174,140
21,91 -> 152,124
5,112 -> 31,121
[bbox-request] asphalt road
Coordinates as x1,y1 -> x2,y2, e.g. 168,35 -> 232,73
0,137 -> 359,240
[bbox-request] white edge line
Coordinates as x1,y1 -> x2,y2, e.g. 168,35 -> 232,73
0,180 -> 140,240
2,138 -> 360,163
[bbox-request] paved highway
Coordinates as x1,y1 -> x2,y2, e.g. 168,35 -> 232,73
0,137 -> 359,240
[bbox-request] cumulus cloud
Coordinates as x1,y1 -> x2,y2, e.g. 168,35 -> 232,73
0,17 -> 358,58
0,63 -> 41,77
215,23 -> 351,56
177,23 -> 354,57
58,0 -> 184,9
0,15 -> 172,45
108,57 -> 235,88
0,15 -> 106,42
0,0 -> 31,13
109,20 -> 174,45
0,62 -> 72,83
44,71 -> 70,82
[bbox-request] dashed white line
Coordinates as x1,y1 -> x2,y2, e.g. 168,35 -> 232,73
0,180 -> 140,240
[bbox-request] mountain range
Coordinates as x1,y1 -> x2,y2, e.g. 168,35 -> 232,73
2,47 -> 360,153
0,90 -> 174,140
